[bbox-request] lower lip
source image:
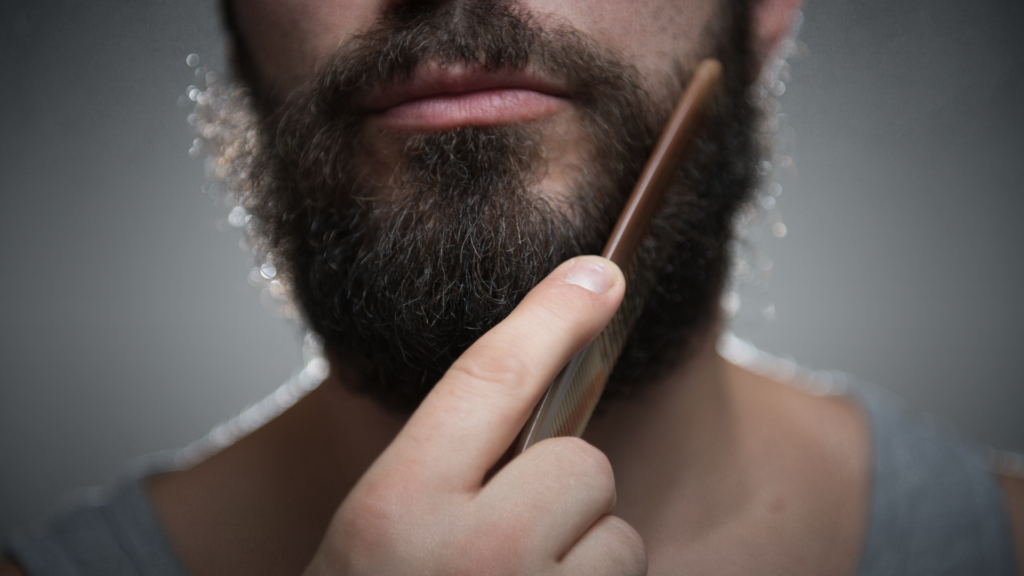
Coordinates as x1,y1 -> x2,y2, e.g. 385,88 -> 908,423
369,89 -> 570,131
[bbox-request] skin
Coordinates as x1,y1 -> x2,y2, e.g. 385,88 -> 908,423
234,0 -> 718,104
4,0 -> 1022,574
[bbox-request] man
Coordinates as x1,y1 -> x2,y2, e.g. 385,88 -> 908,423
3,0 -> 1022,574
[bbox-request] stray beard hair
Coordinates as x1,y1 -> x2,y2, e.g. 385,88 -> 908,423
207,0 -> 758,412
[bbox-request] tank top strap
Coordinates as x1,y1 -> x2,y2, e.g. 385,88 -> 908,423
849,381 -> 1016,575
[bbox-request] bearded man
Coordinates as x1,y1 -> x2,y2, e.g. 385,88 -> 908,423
3,0 -> 1023,575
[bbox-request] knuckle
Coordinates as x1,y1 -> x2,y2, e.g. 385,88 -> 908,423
451,515 -> 529,575
555,437 -> 615,482
447,346 -> 530,391
462,539 -> 521,574
606,518 -> 648,575
335,480 -> 412,548
538,437 -> 616,504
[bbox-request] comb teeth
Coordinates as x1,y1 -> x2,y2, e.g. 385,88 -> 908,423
548,278 -> 643,437
512,59 -> 722,455
513,264 -> 646,453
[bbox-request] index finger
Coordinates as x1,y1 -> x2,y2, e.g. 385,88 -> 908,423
379,256 -> 625,494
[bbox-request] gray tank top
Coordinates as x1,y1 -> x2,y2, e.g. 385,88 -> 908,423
4,382 -> 1018,575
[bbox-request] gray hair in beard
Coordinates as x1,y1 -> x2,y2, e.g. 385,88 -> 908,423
228,0 -> 757,412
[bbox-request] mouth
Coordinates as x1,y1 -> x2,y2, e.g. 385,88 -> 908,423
363,64 -> 571,131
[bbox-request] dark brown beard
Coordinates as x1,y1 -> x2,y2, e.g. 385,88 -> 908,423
231,0 -> 757,412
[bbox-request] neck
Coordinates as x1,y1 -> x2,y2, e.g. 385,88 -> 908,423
152,320 -> 871,576
148,363 -> 407,576
150,325 -> 753,575
584,328 -> 745,541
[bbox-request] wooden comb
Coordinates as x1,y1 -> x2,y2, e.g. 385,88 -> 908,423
513,59 -> 723,454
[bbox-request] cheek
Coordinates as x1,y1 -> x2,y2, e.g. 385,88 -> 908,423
234,0 -> 722,102
524,0 -> 719,82
233,0 -> 382,94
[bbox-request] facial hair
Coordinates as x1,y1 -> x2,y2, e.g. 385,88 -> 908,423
208,0 -> 757,412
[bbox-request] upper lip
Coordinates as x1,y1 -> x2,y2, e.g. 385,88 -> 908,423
362,64 -> 570,112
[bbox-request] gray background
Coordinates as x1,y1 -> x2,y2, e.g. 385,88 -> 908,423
1,0 -> 1022,534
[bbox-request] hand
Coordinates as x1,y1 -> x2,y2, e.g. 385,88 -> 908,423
304,256 -> 646,575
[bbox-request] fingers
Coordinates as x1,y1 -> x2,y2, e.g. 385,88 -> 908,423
559,515 -> 648,576
479,437 -> 618,559
385,256 -> 625,493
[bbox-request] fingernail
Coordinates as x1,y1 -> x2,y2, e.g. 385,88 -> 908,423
565,259 -> 615,294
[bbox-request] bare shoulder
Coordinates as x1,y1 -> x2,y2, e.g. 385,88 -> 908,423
726,360 -> 869,478
998,473 -> 1024,575
0,559 -> 27,576
725,361 -> 870,575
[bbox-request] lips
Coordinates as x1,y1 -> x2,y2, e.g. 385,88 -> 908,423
363,64 -> 571,131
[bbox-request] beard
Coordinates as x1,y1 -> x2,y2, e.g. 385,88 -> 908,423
209,0 -> 757,412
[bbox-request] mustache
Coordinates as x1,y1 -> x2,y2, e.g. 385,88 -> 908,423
321,0 -> 539,94
269,0 -> 660,132
261,0 -> 665,212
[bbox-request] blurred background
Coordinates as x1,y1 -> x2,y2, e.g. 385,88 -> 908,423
1,0 -> 1022,534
